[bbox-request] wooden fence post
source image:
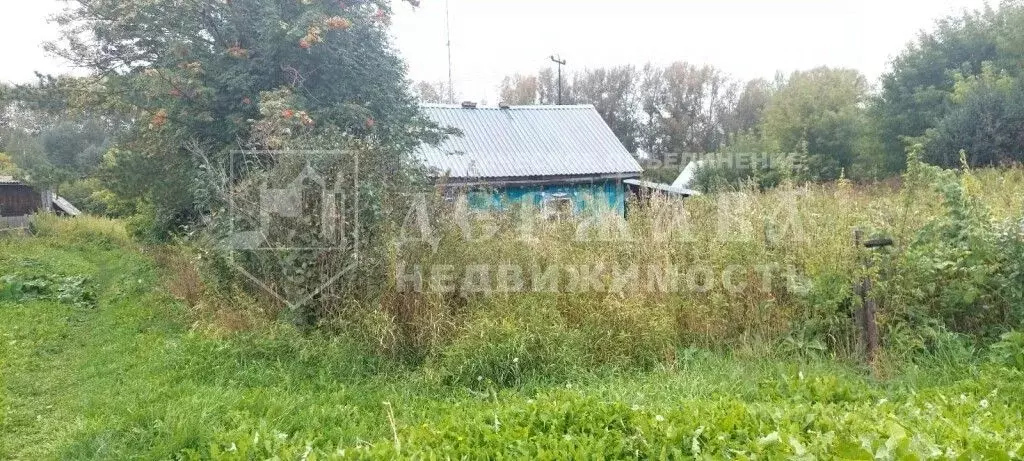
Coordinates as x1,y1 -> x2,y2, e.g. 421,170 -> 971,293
854,229 -> 882,365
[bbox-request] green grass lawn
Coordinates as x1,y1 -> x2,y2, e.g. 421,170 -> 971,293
2,225 -> 1023,459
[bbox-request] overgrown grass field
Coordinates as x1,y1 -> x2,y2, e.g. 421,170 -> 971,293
2,165 -> 1024,459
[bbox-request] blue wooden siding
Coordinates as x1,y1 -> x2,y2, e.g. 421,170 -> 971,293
465,180 -> 627,216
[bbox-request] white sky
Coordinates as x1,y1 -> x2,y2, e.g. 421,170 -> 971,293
1,0 -> 992,100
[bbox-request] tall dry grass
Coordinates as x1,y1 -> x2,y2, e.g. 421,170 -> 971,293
363,169 -> 1024,371
166,166 -> 1023,380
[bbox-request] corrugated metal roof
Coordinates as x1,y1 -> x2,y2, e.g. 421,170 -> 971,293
0,175 -> 21,185
417,104 -> 642,181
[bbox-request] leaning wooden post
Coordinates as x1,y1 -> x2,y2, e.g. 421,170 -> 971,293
860,266 -> 880,365
854,229 -> 891,365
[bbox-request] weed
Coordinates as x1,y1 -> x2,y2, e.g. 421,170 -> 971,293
0,274 -> 97,309
990,331 -> 1024,371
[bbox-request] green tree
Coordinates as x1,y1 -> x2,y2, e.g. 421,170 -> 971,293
0,75 -> 120,191
0,153 -> 19,177
537,67 -> 570,105
498,66 -> 641,152
0,130 -> 48,184
658,62 -> 737,155
498,62 -> 741,163
725,77 -> 777,139
873,2 -> 1024,173
0,84 -> 11,132
39,119 -> 111,175
761,67 -> 869,180
49,0 -> 429,236
570,66 -> 640,153
498,74 -> 539,105
1,121 -> 111,192
413,80 -> 454,104
924,63 -> 1024,167
635,63 -> 667,159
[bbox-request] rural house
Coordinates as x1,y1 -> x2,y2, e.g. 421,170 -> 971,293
418,103 -> 643,217
0,176 -> 81,229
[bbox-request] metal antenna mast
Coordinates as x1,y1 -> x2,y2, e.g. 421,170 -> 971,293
445,0 -> 455,104
549,55 -> 566,105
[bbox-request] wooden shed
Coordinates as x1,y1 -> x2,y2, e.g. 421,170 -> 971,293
0,176 -> 80,229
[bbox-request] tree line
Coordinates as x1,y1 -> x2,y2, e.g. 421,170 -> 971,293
416,1 -> 1024,183
2,0 -> 1024,233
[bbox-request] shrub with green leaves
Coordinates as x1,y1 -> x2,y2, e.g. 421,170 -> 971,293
883,151 -> 1024,341
990,331 -> 1024,371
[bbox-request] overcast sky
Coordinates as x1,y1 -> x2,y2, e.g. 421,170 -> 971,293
1,0 -> 992,101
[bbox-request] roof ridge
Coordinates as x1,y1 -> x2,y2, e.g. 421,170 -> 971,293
420,103 -> 596,110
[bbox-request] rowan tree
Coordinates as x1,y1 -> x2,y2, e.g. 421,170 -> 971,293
48,0 -> 432,235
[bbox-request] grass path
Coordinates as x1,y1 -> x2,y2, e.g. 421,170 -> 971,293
2,229 -> 1023,459
0,237 -> 405,458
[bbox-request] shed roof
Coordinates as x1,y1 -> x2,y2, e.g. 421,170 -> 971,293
52,195 -> 81,216
623,179 -> 701,197
417,104 -> 642,182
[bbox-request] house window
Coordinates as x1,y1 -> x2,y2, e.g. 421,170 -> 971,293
543,193 -> 574,222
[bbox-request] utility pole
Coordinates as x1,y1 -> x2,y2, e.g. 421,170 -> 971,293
445,0 -> 455,104
549,54 -> 566,105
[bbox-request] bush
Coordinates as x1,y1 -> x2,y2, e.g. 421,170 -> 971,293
990,331 -> 1024,371
792,270 -> 858,354
690,162 -> 790,193
884,153 -> 1024,340
58,178 -> 138,218
993,218 -> 1024,318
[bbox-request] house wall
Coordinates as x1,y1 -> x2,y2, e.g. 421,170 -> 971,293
0,184 -> 43,217
463,180 -> 627,216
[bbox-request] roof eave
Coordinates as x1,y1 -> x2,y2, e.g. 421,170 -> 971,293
435,172 -> 642,188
